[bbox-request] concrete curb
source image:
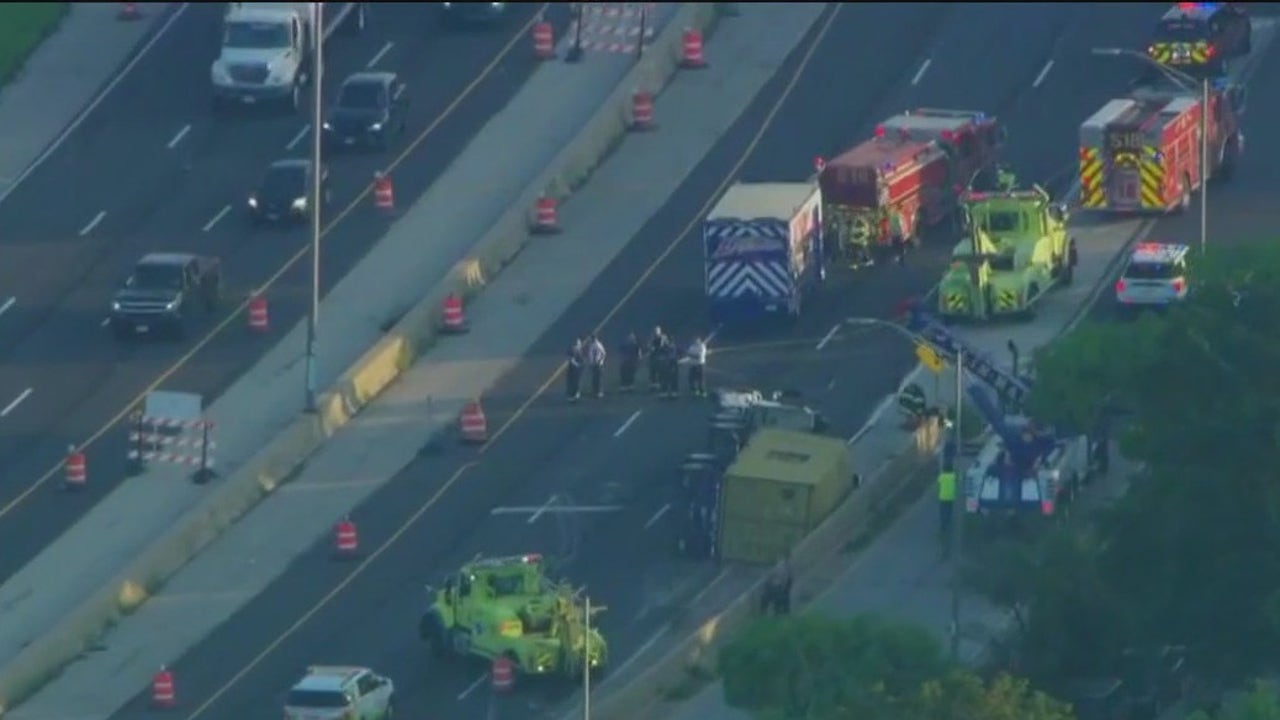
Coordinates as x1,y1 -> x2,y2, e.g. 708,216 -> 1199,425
0,4 -> 722,714
574,418 -> 943,720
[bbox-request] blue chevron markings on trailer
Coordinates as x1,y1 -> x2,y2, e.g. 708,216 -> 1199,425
702,182 -> 824,325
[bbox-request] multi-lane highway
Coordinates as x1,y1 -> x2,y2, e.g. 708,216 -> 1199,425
101,3 -> 1279,720
0,3 -> 556,585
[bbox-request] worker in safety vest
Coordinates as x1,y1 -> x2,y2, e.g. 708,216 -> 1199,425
996,164 -> 1018,192
684,336 -> 708,397
937,469 -> 957,538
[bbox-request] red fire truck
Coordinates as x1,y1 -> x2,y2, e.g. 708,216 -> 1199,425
818,108 -> 1003,264
1078,80 -> 1243,214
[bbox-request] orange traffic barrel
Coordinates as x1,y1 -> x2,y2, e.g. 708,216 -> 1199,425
334,517 -> 359,558
64,445 -> 87,490
247,293 -> 269,332
531,196 -> 560,234
460,401 -> 488,444
440,293 -> 469,334
533,19 -> 554,60
681,27 -> 706,69
491,655 -> 515,693
373,172 -> 395,212
631,90 -> 655,132
151,666 -> 176,708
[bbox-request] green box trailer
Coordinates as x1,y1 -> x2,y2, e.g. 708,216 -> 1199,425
718,429 -> 853,565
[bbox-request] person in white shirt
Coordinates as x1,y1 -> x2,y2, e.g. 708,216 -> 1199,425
685,336 -> 707,397
586,333 -> 607,398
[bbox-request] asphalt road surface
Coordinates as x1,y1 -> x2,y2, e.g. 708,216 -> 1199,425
102,4 -> 1255,720
0,3 -> 552,587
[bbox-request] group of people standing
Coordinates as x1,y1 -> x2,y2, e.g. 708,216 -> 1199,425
565,327 -> 708,402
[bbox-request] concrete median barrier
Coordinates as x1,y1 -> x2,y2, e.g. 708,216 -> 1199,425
579,418 -> 943,720
0,4 -> 725,713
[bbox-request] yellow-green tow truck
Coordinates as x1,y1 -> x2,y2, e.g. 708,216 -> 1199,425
418,553 -> 607,683
937,184 -> 1075,321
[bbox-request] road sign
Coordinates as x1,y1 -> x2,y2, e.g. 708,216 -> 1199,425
915,343 -> 945,373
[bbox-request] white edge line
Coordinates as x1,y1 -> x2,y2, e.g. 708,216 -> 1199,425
642,503 -> 669,530
100,317 -> 111,328
0,4 -> 189,206
0,297 -> 14,317
456,673 -> 487,701
815,323 -> 840,351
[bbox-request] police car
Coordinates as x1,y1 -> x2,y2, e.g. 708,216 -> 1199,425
1114,242 -> 1190,308
1148,3 -> 1251,70
284,666 -> 395,720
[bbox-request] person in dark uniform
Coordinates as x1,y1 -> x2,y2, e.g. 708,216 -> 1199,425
566,338 -> 584,402
647,326 -> 667,393
661,337 -> 680,399
759,555 -> 793,615
585,333 -> 607,398
619,332 -> 641,392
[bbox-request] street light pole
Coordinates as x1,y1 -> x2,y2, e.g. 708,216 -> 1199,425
583,595 -> 592,720
949,348 -> 964,661
846,317 -> 968,659
304,1 -> 323,413
1090,47 -> 1209,255
1200,76 -> 1209,256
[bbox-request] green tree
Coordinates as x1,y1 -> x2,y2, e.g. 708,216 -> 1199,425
718,613 -> 1074,720
1189,682 -> 1280,720
1011,241 -> 1280,686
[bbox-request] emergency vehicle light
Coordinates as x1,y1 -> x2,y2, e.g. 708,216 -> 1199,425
874,125 -> 885,137
1172,278 -> 1186,293
1136,242 -> 1163,252
940,130 -> 955,142
1115,278 -> 1127,294
973,112 -> 986,122
521,554 -> 542,564
1179,2 -> 1216,10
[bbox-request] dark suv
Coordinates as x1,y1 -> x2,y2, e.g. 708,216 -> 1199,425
322,71 -> 407,151
1148,3 -> 1250,74
110,253 -> 221,340
248,159 -> 330,225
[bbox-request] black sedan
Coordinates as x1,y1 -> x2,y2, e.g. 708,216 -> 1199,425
322,71 -> 408,151
247,159 -> 330,225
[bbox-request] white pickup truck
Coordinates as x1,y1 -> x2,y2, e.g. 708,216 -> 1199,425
211,2 -> 366,112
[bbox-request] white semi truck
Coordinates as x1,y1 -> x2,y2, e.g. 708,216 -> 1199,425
211,3 -> 367,112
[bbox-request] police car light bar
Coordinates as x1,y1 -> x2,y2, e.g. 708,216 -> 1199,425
875,125 -> 885,137
521,554 -> 542,564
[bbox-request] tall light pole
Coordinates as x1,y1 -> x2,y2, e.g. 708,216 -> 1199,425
583,595 -> 592,720
845,317 -> 966,660
1091,47 -> 1209,256
305,1 -> 323,412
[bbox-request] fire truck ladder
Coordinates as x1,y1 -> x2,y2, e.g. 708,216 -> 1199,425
902,306 -> 1032,412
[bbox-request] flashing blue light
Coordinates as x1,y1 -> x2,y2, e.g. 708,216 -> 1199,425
973,112 -> 986,122
1178,2 -> 1219,11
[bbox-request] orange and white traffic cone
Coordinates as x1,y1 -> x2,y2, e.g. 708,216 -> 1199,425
531,196 -> 560,234
247,293 -> 269,333
532,18 -> 555,60
440,293 -> 469,334
630,90 -> 656,132
64,445 -> 87,491
151,666 -> 176,709
118,2 -> 142,20
681,27 -> 707,69
373,172 -> 395,213
460,401 -> 488,444
333,517 -> 359,559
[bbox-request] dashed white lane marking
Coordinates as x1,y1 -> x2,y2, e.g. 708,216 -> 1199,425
166,123 -> 191,149
203,204 -> 232,233
1,388 -> 31,417
911,58 -> 932,86
613,410 -> 642,437
367,41 -> 394,68
456,673 -> 487,700
100,318 -> 111,328
815,323 -> 840,351
79,210 -> 106,236
1033,59 -> 1054,89
528,495 -> 557,524
643,503 -> 669,530
286,125 -> 310,151
0,297 -> 14,317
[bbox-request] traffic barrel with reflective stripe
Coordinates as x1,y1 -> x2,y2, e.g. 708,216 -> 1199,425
334,517 -> 359,559
151,666 -> 176,708
64,445 -> 87,490
491,655 -> 514,693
